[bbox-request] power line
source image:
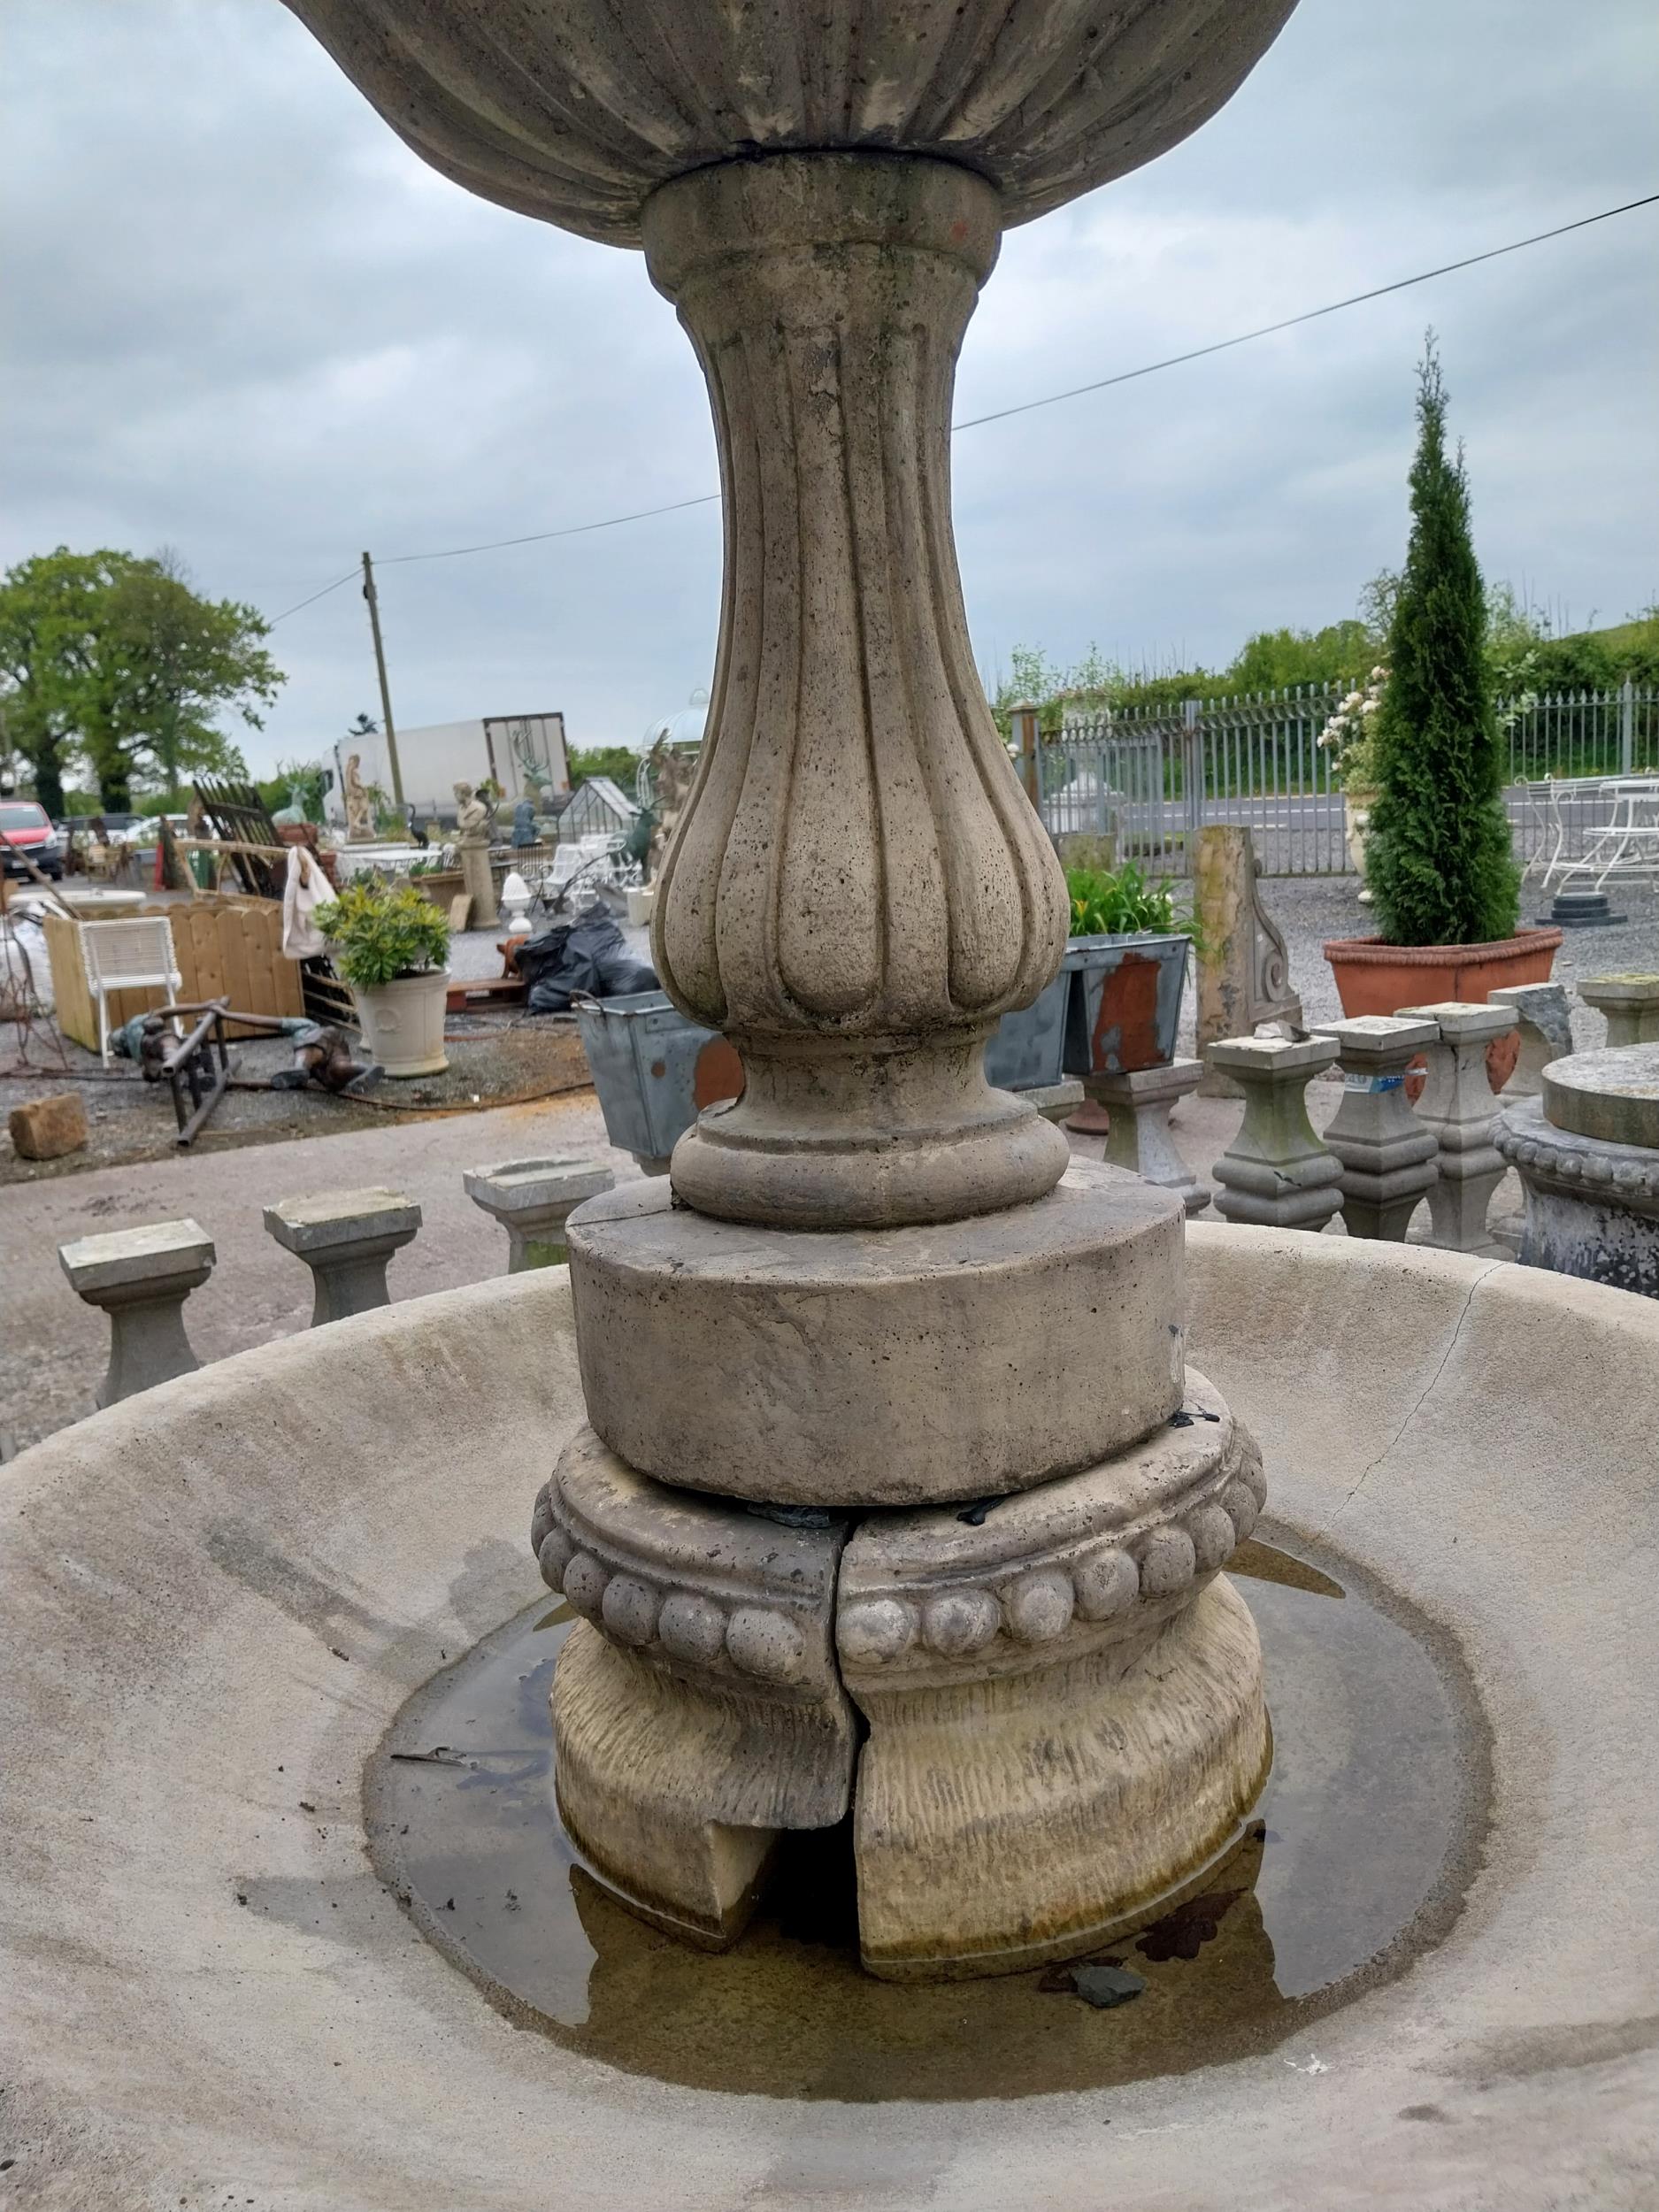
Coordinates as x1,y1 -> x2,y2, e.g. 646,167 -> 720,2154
267,188 -> 1658,622
951,189 -> 1659,431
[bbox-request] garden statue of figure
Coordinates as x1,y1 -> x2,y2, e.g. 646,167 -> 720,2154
343,753 -> 375,845
511,798 -> 537,849
452,782 -> 491,844
645,737 -> 695,886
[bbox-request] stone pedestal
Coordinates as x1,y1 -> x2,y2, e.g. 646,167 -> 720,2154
1089,1057 -> 1211,1214
1316,1016 -> 1441,1240
59,1218 -> 215,1408
1489,982 -> 1573,1097
279,0 -> 1295,1983
464,1156 -> 614,1271
1207,1034 -> 1343,1231
457,833 -> 497,929
1399,1002 -> 1518,1256
1025,1077 -> 1085,1126
1578,973 -> 1659,1048
263,1187 -> 421,1325
565,1163 -> 1185,1509
1494,1051 -> 1659,1299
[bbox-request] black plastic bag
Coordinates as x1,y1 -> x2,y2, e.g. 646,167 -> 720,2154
520,899 -> 658,1015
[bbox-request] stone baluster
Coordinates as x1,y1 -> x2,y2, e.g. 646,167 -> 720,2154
1398,1002 -> 1519,1256
1207,1035 -> 1342,1231
1488,983 -> 1574,1096
59,1218 -> 216,1408
1314,1017 -> 1441,1240
1089,1057 -> 1211,1215
1578,974 -> 1659,1048
464,1156 -> 615,1271
263,1187 -> 421,1325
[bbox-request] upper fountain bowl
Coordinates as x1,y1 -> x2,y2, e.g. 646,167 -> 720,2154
280,0 -> 1296,246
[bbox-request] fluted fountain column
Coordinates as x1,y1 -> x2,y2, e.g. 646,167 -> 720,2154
644,154 -> 1070,1229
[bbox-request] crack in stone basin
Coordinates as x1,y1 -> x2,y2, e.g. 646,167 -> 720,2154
365,1531 -> 1487,2101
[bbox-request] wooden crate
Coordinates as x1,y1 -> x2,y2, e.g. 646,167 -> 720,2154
45,899 -> 305,1052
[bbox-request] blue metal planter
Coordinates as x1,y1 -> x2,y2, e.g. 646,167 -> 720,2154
573,990 -> 741,1168
1063,933 -> 1190,1077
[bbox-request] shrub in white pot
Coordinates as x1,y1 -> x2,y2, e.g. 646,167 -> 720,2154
324,878 -> 450,1078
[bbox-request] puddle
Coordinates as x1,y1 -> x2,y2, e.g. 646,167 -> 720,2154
365,1531 -> 1487,2100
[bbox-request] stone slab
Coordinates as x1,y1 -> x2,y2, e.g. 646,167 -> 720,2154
264,1187 -> 422,1253
58,1217 -> 215,1292
462,1156 -> 614,1215
1541,1043 -> 1659,1151
566,1157 -> 1186,1506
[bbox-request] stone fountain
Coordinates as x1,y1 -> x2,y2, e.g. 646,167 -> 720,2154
282,0 -> 1294,1977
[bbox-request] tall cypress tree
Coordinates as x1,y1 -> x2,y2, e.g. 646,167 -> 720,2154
1366,339 -> 1518,946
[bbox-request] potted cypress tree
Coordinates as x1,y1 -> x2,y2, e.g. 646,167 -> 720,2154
1325,341 -> 1559,1019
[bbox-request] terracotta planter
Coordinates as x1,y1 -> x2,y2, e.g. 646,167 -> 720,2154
1323,928 -> 1562,1093
350,969 -> 450,1078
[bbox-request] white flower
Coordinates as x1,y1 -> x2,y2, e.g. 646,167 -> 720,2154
1361,698 -> 1379,717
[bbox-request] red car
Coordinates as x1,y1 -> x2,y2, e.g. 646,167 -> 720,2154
0,801 -> 65,879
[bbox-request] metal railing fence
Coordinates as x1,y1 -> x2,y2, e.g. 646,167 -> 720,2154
1041,680 -> 1657,875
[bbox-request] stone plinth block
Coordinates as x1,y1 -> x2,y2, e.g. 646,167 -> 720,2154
1542,1043 -> 1659,1153
1495,1092 -> 1659,1301
463,1156 -> 614,1271
1207,1034 -> 1343,1231
1488,983 -> 1573,1099
457,833 -> 497,928
1090,1056 -> 1211,1215
263,1187 -> 421,1325
1399,1002 -> 1518,1256
565,1159 -> 1186,1508
1578,973 -> 1659,1048
1025,1078 -> 1085,1126
10,1091 -> 88,1161
1194,826 -> 1302,1097
59,1217 -> 215,1408
1315,1016 -> 1441,1240
536,1428 -> 854,1945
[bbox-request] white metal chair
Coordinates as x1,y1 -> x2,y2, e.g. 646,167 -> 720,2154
80,917 -> 183,1065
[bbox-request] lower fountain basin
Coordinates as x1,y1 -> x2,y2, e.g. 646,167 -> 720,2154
3,1233 -> 1655,2208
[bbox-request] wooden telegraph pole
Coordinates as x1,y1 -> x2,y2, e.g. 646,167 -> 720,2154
360,551 -> 404,810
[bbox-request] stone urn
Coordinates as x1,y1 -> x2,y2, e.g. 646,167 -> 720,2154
283,0 -> 1298,1978
349,968 -> 449,1079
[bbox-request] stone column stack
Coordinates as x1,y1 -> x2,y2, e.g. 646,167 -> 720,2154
1399,1002 -> 1519,1256
281,0 -> 1294,1981
1317,1016 -> 1441,1240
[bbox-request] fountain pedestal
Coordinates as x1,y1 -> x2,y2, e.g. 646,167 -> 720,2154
282,0 -> 1294,1979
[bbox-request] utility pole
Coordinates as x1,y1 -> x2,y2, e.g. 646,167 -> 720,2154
360,550 -> 404,809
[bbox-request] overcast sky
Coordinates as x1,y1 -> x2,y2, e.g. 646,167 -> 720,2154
4,0 -> 1655,778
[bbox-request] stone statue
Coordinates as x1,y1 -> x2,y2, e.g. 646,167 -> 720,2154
645,738 -> 695,884
342,753 -> 375,845
511,797 -> 537,849
452,781 -> 491,843
452,781 -> 497,926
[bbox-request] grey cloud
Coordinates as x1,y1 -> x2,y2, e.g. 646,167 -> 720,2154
2,0 -> 1655,780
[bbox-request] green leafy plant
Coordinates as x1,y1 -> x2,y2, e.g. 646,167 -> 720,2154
1064,860 -> 1190,939
1365,341 -> 1519,948
323,877 -> 449,989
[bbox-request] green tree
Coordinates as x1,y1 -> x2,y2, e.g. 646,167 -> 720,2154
0,549 -> 119,817
568,743 -> 640,789
1364,342 -> 1518,948
83,550 -> 283,806
0,546 -> 282,813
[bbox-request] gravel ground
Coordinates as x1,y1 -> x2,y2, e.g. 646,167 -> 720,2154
1245,871 -> 1659,1051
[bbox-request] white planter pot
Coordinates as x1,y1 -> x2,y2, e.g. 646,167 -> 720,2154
350,969 -> 449,1079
